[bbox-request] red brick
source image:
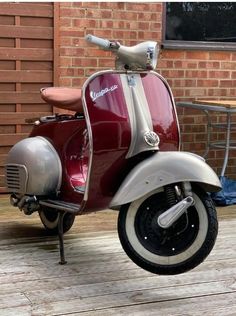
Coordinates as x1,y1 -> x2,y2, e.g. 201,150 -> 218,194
114,11 -> 138,21
198,61 -> 220,69
231,71 -> 236,79
186,51 -> 209,60
209,70 -> 230,79
60,8 -> 86,17
72,78 -> 87,87
99,2 -> 125,10
138,12 -> 161,21
221,62 -> 236,70
60,30 -> 85,38
112,21 -> 125,29
185,88 -> 206,97
100,20 -> 114,29
219,80 -> 234,88
73,19 -> 98,28
98,58 -> 114,68
88,29 -> 112,39
209,51 -> 231,60
162,50 -> 185,59
60,18 -> 72,28
72,58 -> 98,68
197,80 -> 219,87
125,3 -> 154,11
208,88 -> 228,96
59,78 -> 72,87
80,2 -> 99,8
185,70 -> 208,78
231,53 -> 236,61
60,47 -> 85,57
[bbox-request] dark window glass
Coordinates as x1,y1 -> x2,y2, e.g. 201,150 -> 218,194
166,2 -> 236,43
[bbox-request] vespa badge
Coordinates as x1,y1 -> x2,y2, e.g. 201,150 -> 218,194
144,130 -> 160,147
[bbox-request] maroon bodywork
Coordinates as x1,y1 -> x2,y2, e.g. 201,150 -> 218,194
30,72 -> 179,213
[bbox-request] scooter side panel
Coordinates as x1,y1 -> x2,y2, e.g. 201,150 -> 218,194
83,73 -> 132,210
30,119 -> 87,204
83,71 -> 180,212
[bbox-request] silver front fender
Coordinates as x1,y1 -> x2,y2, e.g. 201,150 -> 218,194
110,151 -> 221,208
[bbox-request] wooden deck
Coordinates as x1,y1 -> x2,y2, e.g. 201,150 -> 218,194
0,195 -> 236,316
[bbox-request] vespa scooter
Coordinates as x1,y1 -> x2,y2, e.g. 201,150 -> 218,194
5,35 -> 221,275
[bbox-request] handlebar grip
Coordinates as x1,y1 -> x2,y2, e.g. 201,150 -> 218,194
85,34 -> 111,49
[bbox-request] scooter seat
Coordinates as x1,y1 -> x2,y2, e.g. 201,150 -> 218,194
40,87 -> 83,112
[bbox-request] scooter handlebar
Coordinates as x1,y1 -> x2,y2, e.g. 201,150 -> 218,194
85,34 -> 111,49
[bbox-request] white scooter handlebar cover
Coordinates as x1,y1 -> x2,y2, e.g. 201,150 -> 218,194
85,34 -> 111,49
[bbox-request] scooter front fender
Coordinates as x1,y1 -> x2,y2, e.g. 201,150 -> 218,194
110,151 -> 221,209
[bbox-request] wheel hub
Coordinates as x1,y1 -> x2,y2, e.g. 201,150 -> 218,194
134,192 -> 199,256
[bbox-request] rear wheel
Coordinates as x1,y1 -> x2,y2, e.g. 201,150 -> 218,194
118,186 -> 218,275
39,207 -> 75,235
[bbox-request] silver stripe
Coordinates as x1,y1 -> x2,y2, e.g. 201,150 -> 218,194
120,73 -> 159,158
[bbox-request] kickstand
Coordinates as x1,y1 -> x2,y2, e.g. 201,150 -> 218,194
58,211 -> 67,265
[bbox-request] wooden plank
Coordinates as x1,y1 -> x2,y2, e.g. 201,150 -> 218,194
0,154 -> 7,166
21,16 -> 52,28
28,279 -> 236,315
0,306 -> 31,316
0,133 -> 28,146
21,61 -> 53,71
0,48 -> 53,61
0,175 -> 5,187
0,25 -> 53,39
0,293 -> 30,309
0,71 -> 52,83
195,99 -> 236,108
65,293 -> 236,316
0,92 -> 44,104
0,3 -> 53,17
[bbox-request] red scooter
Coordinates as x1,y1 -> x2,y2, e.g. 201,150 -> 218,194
5,35 -> 221,275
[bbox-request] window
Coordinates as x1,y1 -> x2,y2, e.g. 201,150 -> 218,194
163,2 -> 236,50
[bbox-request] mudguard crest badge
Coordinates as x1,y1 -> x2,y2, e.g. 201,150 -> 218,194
144,130 -> 160,147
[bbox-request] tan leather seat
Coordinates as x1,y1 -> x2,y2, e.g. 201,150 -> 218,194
40,87 -> 83,112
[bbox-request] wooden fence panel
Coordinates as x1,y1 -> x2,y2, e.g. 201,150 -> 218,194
0,3 -> 56,192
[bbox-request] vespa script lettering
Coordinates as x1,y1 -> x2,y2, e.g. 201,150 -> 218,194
90,85 -> 118,102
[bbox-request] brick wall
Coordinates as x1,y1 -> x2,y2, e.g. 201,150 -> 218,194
159,50 -> 236,177
59,2 -> 162,87
59,2 -> 236,178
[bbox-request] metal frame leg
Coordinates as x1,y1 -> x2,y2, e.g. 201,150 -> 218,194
221,112 -> 231,177
58,212 -> 67,265
203,109 -> 211,159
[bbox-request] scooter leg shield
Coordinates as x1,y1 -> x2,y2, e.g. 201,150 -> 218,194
110,151 -> 221,209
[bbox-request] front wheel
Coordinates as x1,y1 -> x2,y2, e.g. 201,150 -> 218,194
39,207 -> 75,235
118,186 -> 218,275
